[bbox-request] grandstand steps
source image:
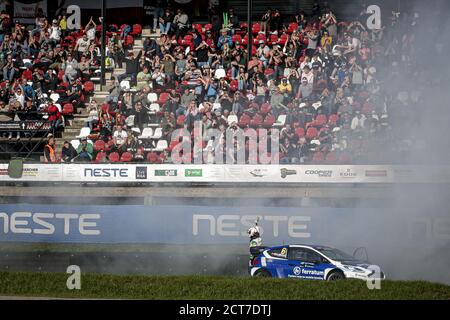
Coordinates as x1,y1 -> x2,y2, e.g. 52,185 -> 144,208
112,68 -> 126,76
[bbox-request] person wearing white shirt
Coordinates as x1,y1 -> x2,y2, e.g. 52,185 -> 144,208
48,20 -> 61,42
301,65 -> 314,85
113,125 -> 128,147
351,111 -> 366,130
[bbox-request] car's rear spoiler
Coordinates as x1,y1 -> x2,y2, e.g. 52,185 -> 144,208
250,246 -> 268,256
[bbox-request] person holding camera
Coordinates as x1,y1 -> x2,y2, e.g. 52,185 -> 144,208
76,137 -> 93,162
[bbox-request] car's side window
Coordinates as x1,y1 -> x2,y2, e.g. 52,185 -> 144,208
268,247 -> 287,259
288,248 -> 323,262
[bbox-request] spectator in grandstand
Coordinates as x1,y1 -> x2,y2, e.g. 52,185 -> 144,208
61,140 -> 78,162
3,54 -> 18,81
113,124 -> 128,150
47,103 -> 62,132
76,137 -> 93,162
61,53 -> 78,83
132,101 -> 148,131
173,9 -> 190,40
75,33 -> 91,59
136,65 -> 151,90
85,98 -> 99,130
159,8 -> 173,35
118,49 -> 143,86
43,135 -> 57,163
260,9 -> 272,34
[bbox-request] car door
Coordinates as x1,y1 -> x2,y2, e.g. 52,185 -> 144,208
264,246 -> 289,278
285,247 -> 330,280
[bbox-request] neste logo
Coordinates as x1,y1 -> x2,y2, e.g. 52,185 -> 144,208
84,168 -> 128,178
0,212 -> 100,235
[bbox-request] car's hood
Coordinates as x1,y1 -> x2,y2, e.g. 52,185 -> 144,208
334,260 -> 372,268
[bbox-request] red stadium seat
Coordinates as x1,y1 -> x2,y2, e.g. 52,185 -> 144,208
295,127 -> 305,138
61,103 -> 74,116
176,115 -> 186,127
192,23 -> 203,34
229,80 -> 238,92
232,34 -> 242,43
130,24 -> 142,36
83,81 -> 94,93
312,151 -> 325,164
123,35 -> 134,47
287,22 -> 298,34
328,114 -> 339,125
181,34 -> 193,46
104,139 -> 114,151
338,152 -> 352,164
146,152 -> 159,163
251,23 -> 260,35
260,103 -> 271,115
238,113 -> 251,127
109,152 -> 120,163
101,103 -> 110,114
95,151 -> 107,163
262,114 -> 276,128
22,69 -> 32,81
158,92 -> 169,104
268,34 -> 279,45
278,33 -> 288,45
120,152 -> 133,162
250,114 -> 263,127
315,114 -> 327,126
306,127 -> 318,140
94,139 -> 105,151
325,151 -> 338,164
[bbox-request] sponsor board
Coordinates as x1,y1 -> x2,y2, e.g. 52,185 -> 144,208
155,169 -> 178,177
339,168 -> 358,178
0,164 -> 448,183
135,167 -> 147,180
249,169 -> 269,177
305,169 -> 333,177
185,169 -> 202,177
280,168 -> 297,179
22,168 -> 39,177
365,170 -> 387,177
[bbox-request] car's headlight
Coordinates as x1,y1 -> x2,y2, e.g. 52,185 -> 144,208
342,265 -> 366,273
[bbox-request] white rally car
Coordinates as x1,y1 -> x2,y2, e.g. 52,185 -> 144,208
250,244 -> 386,281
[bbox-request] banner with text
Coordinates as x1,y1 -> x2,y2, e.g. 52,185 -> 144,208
0,204 -> 447,245
0,163 -> 449,184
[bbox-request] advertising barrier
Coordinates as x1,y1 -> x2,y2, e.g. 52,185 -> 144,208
0,204 -> 448,246
0,163 -> 449,184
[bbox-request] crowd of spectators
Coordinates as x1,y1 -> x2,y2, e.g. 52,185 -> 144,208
0,2 -> 436,164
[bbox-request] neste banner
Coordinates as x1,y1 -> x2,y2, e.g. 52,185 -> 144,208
0,204 -> 448,246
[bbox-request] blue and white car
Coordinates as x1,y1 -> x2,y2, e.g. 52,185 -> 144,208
250,244 -> 385,281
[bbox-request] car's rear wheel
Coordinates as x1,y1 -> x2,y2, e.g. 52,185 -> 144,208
327,271 -> 345,281
255,270 -> 271,278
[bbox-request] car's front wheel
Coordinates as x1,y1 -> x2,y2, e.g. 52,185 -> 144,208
327,271 -> 345,281
255,270 -> 272,278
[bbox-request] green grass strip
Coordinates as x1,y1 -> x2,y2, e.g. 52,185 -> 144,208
0,272 -> 449,300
